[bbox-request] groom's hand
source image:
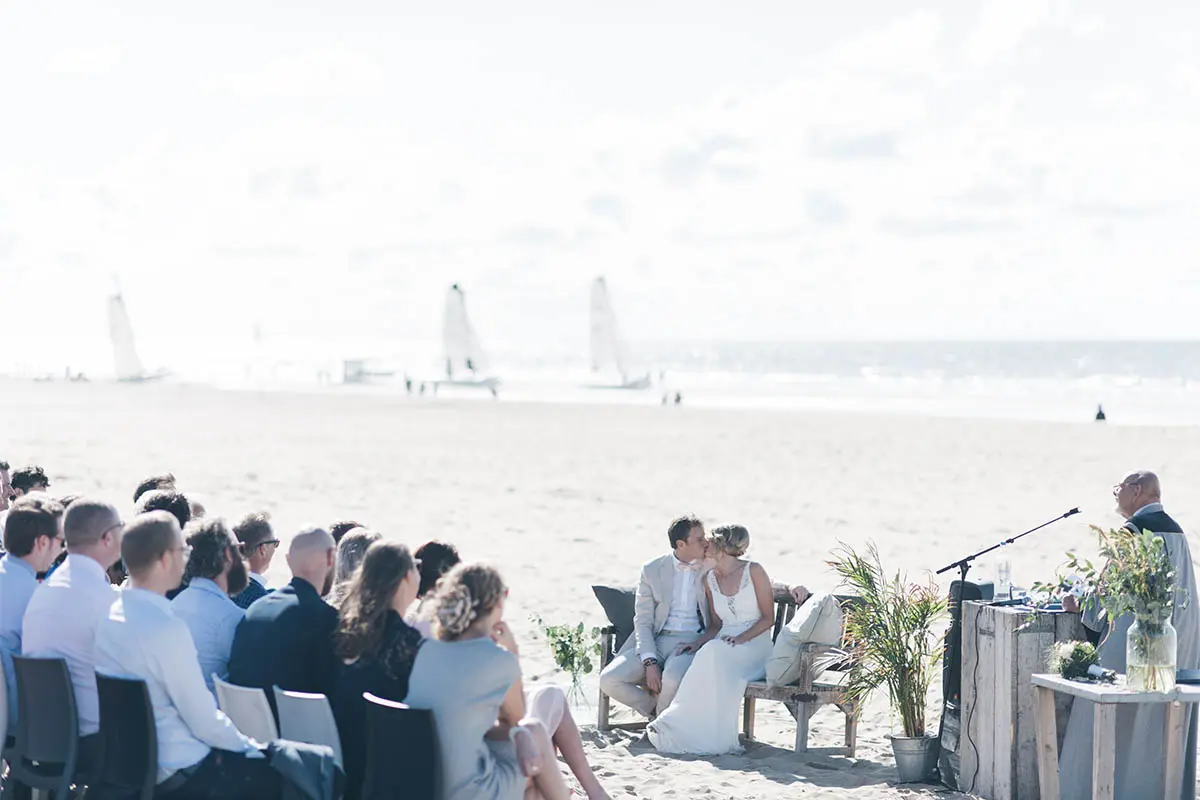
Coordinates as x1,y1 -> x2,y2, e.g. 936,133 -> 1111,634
790,585 -> 812,605
644,663 -> 662,694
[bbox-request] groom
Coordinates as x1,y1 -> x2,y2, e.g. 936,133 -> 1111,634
599,515 -> 711,718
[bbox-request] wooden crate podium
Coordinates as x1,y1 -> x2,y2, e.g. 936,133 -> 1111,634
959,602 -> 1088,800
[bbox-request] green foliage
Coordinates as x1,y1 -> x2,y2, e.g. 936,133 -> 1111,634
1062,526 -> 1179,633
1047,641 -> 1100,680
827,542 -> 948,738
533,616 -> 602,705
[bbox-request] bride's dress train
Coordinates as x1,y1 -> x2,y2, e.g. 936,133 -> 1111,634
647,563 -> 772,754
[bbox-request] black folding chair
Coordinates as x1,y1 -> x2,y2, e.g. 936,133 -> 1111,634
361,693 -> 441,800
8,656 -> 86,798
96,674 -> 157,800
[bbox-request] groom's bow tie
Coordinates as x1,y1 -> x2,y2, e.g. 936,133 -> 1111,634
674,559 -> 700,572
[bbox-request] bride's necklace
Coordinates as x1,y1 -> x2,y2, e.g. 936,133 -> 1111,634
713,562 -> 743,613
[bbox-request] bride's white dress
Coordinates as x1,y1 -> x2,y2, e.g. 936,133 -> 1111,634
647,562 -> 772,754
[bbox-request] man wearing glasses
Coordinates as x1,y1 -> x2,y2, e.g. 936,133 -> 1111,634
1059,471 -> 1200,799
231,511 -> 279,610
21,498 -> 125,779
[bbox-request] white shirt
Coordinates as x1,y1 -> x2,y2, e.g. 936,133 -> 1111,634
249,572 -> 268,589
95,587 -> 259,782
664,557 -> 702,633
170,578 -> 244,695
21,554 -> 119,735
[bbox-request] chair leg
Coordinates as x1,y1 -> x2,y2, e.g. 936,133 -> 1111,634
841,704 -> 858,758
742,697 -> 756,741
794,702 -> 812,754
597,686 -> 611,731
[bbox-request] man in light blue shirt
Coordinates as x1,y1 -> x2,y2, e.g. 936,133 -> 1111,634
170,518 -> 248,694
95,511 -> 282,796
0,496 -> 65,727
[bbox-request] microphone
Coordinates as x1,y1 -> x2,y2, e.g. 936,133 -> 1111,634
1065,508 -> 1081,518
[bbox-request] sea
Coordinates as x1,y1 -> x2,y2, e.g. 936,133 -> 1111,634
12,340 -> 1200,426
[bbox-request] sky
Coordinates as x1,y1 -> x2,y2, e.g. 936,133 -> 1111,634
2,1 -> 1200,373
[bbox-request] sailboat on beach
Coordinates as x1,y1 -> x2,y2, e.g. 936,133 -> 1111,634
107,292 -> 168,383
586,276 -> 650,390
436,283 -> 499,394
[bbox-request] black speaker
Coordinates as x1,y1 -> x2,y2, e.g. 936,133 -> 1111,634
942,579 -> 994,705
938,579 -> 993,791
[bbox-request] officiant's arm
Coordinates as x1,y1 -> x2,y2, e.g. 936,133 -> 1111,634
728,564 -> 775,646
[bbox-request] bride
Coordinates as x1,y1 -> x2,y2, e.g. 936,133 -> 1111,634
647,524 -> 775,754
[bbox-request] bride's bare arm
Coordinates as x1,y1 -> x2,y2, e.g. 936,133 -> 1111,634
677,579 -> 722,655
729,563 -> 775,645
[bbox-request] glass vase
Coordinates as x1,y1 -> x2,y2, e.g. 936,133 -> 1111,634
1126,616 -> 1177,692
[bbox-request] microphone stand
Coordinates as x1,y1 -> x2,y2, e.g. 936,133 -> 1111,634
934,507 -> 1080,791
936,507 -> 1080,585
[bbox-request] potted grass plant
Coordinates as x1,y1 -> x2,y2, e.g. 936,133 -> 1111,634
829,542 -> 948,783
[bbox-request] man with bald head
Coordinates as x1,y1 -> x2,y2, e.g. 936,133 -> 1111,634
227,526 -> 339,700
21,498 -> 124,775
1059,471 -> 1200,799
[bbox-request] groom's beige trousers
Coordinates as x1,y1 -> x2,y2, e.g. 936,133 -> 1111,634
599,631 -> 696,718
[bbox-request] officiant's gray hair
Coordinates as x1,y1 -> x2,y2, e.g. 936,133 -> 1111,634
1123,470 -> 1161,498
710,525 -> 750,558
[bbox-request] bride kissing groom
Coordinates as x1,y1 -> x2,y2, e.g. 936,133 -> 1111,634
598,515 -> 808,754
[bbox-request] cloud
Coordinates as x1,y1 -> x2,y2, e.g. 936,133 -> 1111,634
963,0 -> 1052,67
807,128 -> 900,160
879,215 -> 1021,237
806,191 -> 849,226
585,194 -> 627,227
659,135 -> 756,187
48,45 -> 122,75
203,48 -> 386,100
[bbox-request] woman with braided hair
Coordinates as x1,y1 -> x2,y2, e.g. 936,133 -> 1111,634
406,563 -> 610,800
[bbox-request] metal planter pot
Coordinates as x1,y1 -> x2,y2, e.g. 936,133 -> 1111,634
890,734 -> 940,783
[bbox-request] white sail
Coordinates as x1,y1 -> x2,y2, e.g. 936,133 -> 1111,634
442,284 -> 488,378
107,293 -> 145,380
590,276 -> 628,381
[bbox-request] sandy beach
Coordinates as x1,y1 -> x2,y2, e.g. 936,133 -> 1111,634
4,378 -> 1199,799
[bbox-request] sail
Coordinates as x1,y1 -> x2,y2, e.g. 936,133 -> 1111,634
107,293 -> 145,380
589,276 -> 627,380
442,284 -> 488,378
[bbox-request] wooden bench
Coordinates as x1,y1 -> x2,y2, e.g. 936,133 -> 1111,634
596,589 -> 861,756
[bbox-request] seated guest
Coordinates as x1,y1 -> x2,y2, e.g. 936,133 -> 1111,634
407,540 -> 461,636
328,520 -> 365,546
9,465 -> 50,499
21,498 -> 124,774
171,518 -> 249,694
133,473 -> 176,504
0,465 -> 51,531
188,495 -> 207,520
408,563 -> 610,800
327,527 -> 381,608
333,541 -> 423,798
95,511 -> 283,798
137,489 -> 192,529
1,496 -> 65,726
227,527 -> 339,698
231,512 -> 279,609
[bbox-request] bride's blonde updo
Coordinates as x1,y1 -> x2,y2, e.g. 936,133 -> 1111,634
709,525 -> 750,558
429,562 -> 507,640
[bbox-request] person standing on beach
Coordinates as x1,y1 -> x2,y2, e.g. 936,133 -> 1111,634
1059,471 -> 1200,799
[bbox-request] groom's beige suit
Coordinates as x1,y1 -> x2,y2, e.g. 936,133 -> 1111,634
599,553 -> 712,718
